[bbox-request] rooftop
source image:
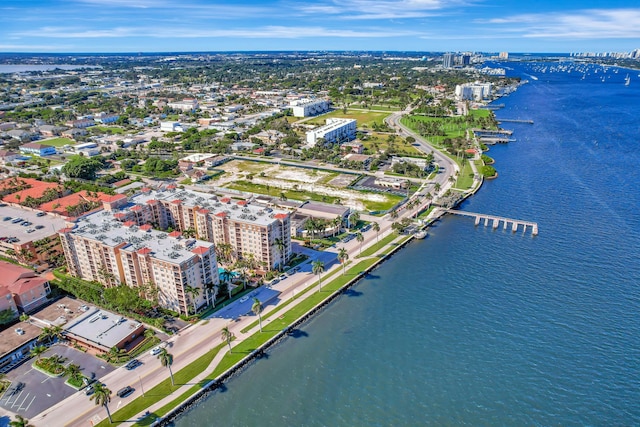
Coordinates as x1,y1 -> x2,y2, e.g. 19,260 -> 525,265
64,209 -> 214,264
64,306 -> 143,350
128,188 -> 290,227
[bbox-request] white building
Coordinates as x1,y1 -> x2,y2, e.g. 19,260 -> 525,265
290,99 -> 330,117
306,118 -> 357,146
455,82 -> 493,101
160,121 -> 183,132
167,99 -> 199,112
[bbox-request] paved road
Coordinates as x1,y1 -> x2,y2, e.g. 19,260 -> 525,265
385,109 -> 459,196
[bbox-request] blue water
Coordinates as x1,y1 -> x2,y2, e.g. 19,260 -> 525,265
177,62 -> 640,426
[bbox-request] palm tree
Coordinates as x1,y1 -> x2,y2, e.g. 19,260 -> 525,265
389,210 -> 399,220
184,285 -> 200,314
182,227 -> 196,238
348,211 -> 360,230
204,282 -> 218,307
355,232 -> 364,255
39,325 -> 64,344
30,345 -> 47,361
274,237 -> 286,271
252,298 -> 264,332
312,260 -> 325,292
89,382 -> 113,424
434,182 -> 441,192
157,348 -> 174,386
332,216 -> 342,237
372,222 -> 380,243
221,326 -> 235,354
9,415 -> 34,427
337,247 -> 349,275
65,363 -> 83,384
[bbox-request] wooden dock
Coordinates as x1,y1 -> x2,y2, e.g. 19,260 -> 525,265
443,209 -> 538,236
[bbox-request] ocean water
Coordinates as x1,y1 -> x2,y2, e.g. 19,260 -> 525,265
177,62 -> 640,426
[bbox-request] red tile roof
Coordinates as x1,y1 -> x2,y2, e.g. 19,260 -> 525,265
146,199 -> 158,204
123,221 -> 136,227
274,213 -> 288,220
103,194 -> 127,203
167,184 -> 177,190
39,190 -> 111,216
2,181 -> 61,204
139,224 -> 152,231
130,205 -> 143,212
237,200 -> 247,206
114,212 -> 126,219
220,197 -> 231,203
168,231 -> 182,238
171,199 -> 182,205
198,209 -> 210,214
137,247 -> 152,255
191,246 -> 209,255
58,227 -> 74,233
113,179 -> 132,188
215,212 -> 227,218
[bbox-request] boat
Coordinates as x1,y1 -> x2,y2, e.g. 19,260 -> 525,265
414,230 -> 428,239
625,74 -> 631,86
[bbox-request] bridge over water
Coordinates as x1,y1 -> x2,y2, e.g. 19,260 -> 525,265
443,209 -> 539,236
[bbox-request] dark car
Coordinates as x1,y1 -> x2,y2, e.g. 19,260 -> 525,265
117,386 -> 134,398
36,212 -> 46,217
125,359 -> 141,370
35,225 -> 45,230
7,382 -> 25,396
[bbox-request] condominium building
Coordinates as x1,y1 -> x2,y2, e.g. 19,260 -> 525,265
59,210 -> 218,315
104,187 -> 291,271
454,82 -> 493,101
306,118 -> 357,146
442,53 -> 455,69
290,99 -> 330,117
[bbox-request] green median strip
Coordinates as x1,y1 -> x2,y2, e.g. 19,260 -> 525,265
355,232 -> 399,258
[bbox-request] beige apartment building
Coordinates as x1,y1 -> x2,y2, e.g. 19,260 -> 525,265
109,187 -> 292,271
59,210 -> 218,315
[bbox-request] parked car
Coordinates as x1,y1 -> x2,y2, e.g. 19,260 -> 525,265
35,225 -> 44,229
36,212 -> 46,217
7,382 -> 25,396
149,346 -> 162,356
3,216 -> 11,221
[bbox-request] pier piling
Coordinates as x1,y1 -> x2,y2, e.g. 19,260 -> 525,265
444,209 -> 538,237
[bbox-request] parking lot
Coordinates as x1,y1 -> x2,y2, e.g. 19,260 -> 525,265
0,345 -> 115,419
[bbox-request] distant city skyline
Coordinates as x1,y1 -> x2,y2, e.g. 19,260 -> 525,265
1,0 -> 639,53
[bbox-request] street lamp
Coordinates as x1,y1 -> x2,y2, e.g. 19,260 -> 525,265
139,375 -> 145,397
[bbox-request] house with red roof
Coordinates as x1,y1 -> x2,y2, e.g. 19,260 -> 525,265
0,261 -> 51,313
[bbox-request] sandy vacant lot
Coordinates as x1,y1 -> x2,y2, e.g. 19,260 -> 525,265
210,160 -> 394,210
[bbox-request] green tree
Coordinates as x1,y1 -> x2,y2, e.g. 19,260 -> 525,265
312,260 -> 325,292
29,345 -> 47,361
184,285 -> 200,314
62,155 -> 104,180
9,415 -> 34,427
65,363 -> 83,383
157,348 -> 175,386
0,308 -> 17,325
274,237 -> 286,271
221,326 -> 235,354
348,211 -> 360,230
89,382 -> 113,424
337,247 -> 349,275
372,222 -> 381,243
252,298 -> 264,332
355,231 -> 364,255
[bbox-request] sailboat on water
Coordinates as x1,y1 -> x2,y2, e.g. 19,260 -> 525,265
625,74 -> 631,86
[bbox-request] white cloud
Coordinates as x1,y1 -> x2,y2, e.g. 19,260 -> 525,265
295,0 -> 472,20
15,25 -> 421,39
481,8 -> 640,39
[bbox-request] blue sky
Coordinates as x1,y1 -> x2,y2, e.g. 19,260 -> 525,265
1,0 -> 639,53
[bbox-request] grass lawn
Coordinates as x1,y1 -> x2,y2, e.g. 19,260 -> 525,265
455,161 -> 475,190
92,125 -> 126,135
355,232 -> 399,258
41,137 -> 73,147
304,109 -> 391,129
